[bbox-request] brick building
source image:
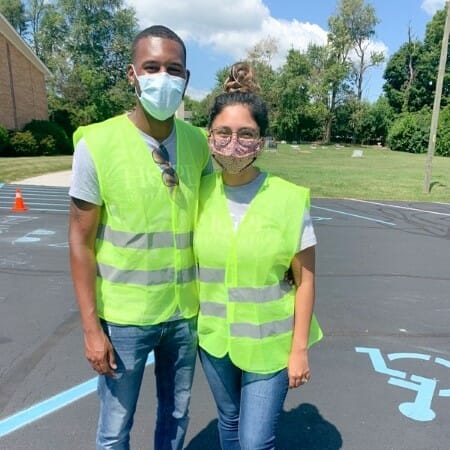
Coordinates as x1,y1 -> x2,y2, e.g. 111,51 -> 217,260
0,13 -> 51,130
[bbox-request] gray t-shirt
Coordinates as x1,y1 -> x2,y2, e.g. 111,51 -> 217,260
69,124 -> 213,204
223,172 -> 317,252
70,122 -> 213,322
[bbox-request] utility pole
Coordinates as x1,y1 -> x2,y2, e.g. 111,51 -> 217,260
424,1 -> 450,193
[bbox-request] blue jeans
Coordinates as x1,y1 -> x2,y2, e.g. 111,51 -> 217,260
199,348 -> 289,450
96,317 -> 198,450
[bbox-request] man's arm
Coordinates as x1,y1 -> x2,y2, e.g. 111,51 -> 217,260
69,198 -> 116,376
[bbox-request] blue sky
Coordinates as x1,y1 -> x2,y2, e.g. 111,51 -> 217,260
126,0 -> 447,102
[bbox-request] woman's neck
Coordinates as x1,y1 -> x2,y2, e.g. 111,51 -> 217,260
222,166 -> 260,186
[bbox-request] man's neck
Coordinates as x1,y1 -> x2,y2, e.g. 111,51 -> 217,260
128,105 -> 174,142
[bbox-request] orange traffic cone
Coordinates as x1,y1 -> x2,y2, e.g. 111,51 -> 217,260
11,188 -> 28,212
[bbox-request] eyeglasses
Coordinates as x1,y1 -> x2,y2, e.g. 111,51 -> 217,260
210,127 -> 260,148
152,144 -> 179,188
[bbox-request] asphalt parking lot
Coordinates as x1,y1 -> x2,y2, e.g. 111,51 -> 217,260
0,183 -> 449,449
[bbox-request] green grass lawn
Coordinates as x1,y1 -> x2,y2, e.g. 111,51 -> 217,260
1,145 -> 449,202
0,155 -> 72,184
257,143 -> 450,202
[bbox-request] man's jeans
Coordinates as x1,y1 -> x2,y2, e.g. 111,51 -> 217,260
199,348 -> 288,450
96,317 -> 198,450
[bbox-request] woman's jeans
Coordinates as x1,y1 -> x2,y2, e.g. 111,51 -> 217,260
199,348 -> 289,450
96,317 -> 198,450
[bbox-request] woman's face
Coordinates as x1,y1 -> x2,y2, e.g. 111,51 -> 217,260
211,104 -> 258,136
209,104 -> 263,174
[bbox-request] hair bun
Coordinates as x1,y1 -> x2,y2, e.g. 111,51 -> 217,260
223,62 -> 261,94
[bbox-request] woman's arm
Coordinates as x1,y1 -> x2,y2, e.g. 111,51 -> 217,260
287,245 -> 315,388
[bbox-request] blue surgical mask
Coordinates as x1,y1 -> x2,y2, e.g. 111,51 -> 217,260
133,66 -> 186,121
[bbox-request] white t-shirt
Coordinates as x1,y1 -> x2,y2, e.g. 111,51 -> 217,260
69,124 -> 213,322
69,125 -> 213,203
223,172 -> 316,252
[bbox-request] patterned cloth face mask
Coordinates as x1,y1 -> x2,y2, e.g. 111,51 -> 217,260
209,127 -> 262,173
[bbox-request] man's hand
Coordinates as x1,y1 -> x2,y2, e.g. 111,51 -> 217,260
84,328 -> 117,377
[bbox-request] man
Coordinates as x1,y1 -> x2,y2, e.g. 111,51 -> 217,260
69,25 -> 211,450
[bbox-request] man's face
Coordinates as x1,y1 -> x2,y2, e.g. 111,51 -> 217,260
128,36 -> 189,94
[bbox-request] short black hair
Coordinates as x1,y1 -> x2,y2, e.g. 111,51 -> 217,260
131,25 -> 186,65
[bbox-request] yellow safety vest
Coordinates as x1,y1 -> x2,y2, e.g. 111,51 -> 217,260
194,172 -> 323,373
73,114 -> 210,325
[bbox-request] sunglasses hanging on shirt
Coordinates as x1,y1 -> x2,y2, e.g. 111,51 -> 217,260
152,144 -> 179,188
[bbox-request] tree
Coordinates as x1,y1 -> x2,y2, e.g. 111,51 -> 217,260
246,36 -> 278,67
326,0 -> 383,140
271,49 -> 313,141
245,38 -> 279,131
383,40 -> 424,113
25,0 -> 50,56
420,6 -> 450,108
304,43 -> 347,142
329,0 -> 383,98
365,96 -> 394,145
402,25 -> 420,111
0,0 -> 27,36
342,0 -> 384,100
36,0 -> 138,127
185,96 -> 210,128
383,6 -> 450,115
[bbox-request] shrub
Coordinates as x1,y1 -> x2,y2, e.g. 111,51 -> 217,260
39,135 -> 57,155
436,105 -> 450,157
22,119 -> 73,155
50,109 -> 76,138
387,110 -> 430,153
10,131 -> 38,156
0,125 -> 10,155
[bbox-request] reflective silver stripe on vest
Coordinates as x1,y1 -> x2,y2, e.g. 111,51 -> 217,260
176,232 -> 193,249
97,263 -> 196,285
231,316 -> 293,339
97,224 -> 192,249
229,282 -> 291,303
198,267 -> 225,283
200,302 -> 227,318
177,266 -> 196,283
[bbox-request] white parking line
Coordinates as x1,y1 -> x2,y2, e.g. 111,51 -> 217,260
345,198 -> 450,216
312,205 -> 396,226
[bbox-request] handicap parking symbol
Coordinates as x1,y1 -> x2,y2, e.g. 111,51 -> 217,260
355,347 -> 450,422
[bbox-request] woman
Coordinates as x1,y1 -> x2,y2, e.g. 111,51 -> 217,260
194,62 -> 323,450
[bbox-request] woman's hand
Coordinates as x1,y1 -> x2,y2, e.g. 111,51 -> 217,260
288,349 -> 311,389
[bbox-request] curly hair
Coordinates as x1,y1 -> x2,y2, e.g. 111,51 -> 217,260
209,62 -> 268,135
223,62 -> 261,94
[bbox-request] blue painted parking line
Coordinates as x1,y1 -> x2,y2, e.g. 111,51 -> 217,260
389,375 -> 437,421
356,347 -> 450,422
436,357 -> 450,368
312,205 -> 396,226
0,378 -> 98,438
388,352 -> 431,361
0,353 -> 155,438
355,347 -> 406,378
